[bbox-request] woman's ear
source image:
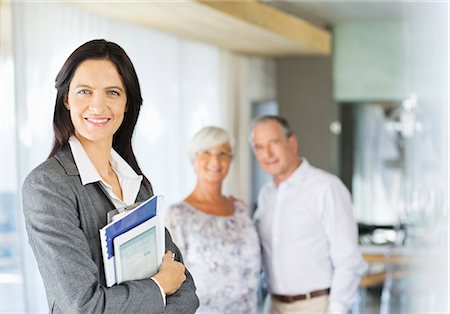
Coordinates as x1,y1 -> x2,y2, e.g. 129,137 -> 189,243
64,96 -> 70,110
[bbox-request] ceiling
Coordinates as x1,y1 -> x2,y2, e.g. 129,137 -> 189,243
67,0 -> 444,57
263,1 -> 418,28
71,1 -> 332,56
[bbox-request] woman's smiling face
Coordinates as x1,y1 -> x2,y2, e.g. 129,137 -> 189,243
193,142 -> 233,184
65,59 -> 127,146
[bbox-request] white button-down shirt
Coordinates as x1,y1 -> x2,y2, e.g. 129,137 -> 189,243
68,136 -> 167,304
68,136 -> 143,207
255,159 -> 366,314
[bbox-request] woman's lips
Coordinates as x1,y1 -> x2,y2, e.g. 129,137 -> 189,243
85,117 -> 110,126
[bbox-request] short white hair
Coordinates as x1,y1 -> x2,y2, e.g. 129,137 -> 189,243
188,126 -> 234,161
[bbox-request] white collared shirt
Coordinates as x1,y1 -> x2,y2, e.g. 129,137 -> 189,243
255,159 -> 367,314
68,136 -> 166,304
68,136 -> 142,208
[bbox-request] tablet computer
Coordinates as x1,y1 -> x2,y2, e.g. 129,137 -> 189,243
113,216 -> 163,284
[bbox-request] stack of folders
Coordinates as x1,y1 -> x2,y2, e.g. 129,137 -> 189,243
99,195 -> 165,287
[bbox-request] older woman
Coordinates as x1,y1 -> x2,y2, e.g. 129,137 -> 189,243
166,126 -> 261,314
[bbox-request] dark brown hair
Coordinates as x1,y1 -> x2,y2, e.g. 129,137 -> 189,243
49,39 -> 151,191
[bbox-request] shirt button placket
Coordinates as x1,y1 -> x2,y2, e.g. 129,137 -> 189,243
272,186 -> 283,292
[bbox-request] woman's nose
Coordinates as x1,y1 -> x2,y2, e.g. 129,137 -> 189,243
89,94 -> 107,113
208,154 -> 220,164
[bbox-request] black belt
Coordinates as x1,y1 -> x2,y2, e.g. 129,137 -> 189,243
272,288 -> 331,303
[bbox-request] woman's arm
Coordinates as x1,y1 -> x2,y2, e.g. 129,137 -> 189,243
22,162 -> 197,313
162,229 -> 199,313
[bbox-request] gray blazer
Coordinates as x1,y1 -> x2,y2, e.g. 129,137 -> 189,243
22,145 -> 199,313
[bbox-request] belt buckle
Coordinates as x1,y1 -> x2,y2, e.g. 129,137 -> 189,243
305,292 -> 311,300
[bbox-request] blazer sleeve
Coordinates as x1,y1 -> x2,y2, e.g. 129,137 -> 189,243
164,229 -> 199,313
22,164 -> 198,313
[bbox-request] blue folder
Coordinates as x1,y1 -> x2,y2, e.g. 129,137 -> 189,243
104,195 -> 157,259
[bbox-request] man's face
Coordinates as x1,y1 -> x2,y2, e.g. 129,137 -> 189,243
251,120 -> 299,182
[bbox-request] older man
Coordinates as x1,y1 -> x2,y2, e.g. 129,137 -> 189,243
251,115 -> 366,314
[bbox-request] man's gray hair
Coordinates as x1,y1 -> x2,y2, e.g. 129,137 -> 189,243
249,115 -> 294,141
188,126 -> 234,161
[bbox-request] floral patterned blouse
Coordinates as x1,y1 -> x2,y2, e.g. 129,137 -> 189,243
166,200 -> 261,314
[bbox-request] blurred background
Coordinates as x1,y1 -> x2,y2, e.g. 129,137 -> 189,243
0,0 -> 448,313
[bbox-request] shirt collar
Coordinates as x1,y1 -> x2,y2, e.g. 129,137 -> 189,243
109,149 -> 143,183
278,158 -> 310,188
68,136 -> 142,186
69,136 -> 101,185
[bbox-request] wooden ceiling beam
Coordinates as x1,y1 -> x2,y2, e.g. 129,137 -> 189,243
199,0 -> 331,55
69,1 -> 331,57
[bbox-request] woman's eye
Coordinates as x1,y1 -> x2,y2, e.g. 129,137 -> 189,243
77,89 -> 91,95
108,90 -> 120,96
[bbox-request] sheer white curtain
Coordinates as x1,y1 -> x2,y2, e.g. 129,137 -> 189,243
11,2 -> 249,312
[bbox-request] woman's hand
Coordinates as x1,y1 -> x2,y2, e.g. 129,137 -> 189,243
153,251 -> 186,295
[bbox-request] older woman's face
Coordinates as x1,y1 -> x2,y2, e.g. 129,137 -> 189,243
193,142 -> 233,184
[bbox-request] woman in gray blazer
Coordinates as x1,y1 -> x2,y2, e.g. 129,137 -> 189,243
22,39 -> 199,313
